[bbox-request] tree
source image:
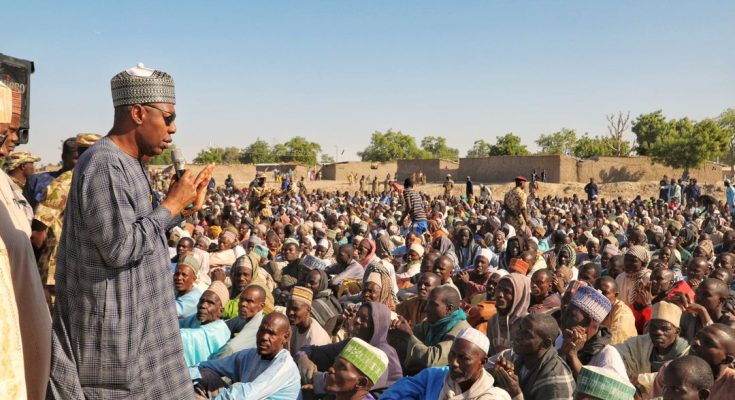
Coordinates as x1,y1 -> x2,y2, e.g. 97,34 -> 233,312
240,139 -> 275,164
648,118 -> 730,172
535,128 -> 578,156
221,147 -> 242,164
193,147 -> 224,164
717,109 -> 735,170
280,136 -> 321,165
149,145 -> 175,165
605,111 -> 633,156
466,140 -> 493,158
358,129 -> 428,161
489,133 -> 530,156
320,153 -> 335,164
572,134 -> 629,159
631,110 -> 668,156
420,136 -> 459,160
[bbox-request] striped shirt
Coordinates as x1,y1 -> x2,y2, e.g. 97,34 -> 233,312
403,188 -> 427,222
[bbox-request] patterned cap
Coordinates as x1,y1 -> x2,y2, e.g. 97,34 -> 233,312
627,245 -> 650,266
570,286 -> 612,323
110,63 -> 175,107
338,338 -> 389,385
291,286 -> 313,305
0,82 -> 11,124
456,327 -> 490,354
179,255 -> 201,275
76,133 -> 102,148
576,365 -> 635,399
5,151 -> 40,172
205,281 -> 229,307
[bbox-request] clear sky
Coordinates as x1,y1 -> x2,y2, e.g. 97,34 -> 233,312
5,0 -> 734,164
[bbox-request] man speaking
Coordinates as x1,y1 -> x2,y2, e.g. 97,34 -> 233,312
49,63 -> 214,399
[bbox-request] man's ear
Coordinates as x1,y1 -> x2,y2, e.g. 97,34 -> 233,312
355,375 -> 371,391
698,388 -> 710,400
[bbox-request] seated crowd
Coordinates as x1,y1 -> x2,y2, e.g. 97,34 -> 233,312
161,173 -> 735,399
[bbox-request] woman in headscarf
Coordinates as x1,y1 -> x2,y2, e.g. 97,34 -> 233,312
305,269 -> 343,327
222,251 -> 275,319
487,273 -> 531,355
362,272 -> 396,311
616,244 -> 651,306
454,225 -> 480,270
358,237 -> 398,300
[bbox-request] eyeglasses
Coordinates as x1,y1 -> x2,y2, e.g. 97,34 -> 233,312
141,104 -> 176,126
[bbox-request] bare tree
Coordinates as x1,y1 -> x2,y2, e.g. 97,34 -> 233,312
606,111 -> 632,156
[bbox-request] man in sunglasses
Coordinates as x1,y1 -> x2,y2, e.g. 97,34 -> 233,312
49,63 -> 214,399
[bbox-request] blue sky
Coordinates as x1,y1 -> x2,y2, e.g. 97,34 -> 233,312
5,1 -> 734,163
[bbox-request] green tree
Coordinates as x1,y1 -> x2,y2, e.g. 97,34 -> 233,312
279,136 -> 321,165
320,153 -> 335,164
717,109 -> 735,169
631,110 -> 668,156
358,129 -> 428,161
489,133 -> 530,156
535,128 -> 578,156
572,134 -> 631,159
420,136 -> 459,160
221,147 -> 242,164
149,145 -> 175,165
240,139 -> 275,164
465,139 -> 493,158
193,147 -> 224,164
649,118 -> 730,172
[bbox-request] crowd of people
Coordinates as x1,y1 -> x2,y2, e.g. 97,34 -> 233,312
1,65 -> 735,400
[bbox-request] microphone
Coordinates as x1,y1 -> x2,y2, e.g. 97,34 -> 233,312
172,148 -> 187,179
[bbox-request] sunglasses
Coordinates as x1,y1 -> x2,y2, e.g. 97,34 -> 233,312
141,104 -> 176,125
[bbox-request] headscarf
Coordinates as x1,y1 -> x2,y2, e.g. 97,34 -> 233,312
455,226 -> 480,269
362,302 -> 404,387
488,273 -> 531,352
358,238 -> 377,267
231,252 -> 275,311
375,234 -> 395,260
557,243 -> 577,267
310,269 -> 342,326
364,270 -> 396,311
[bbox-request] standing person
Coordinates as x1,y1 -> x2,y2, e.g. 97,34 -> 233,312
725,180 -> 735,218
32,133 -> 101,307
24,136 -> 78,209
49,64 -> 214,399
400,178 -> 428,234
4,150 -> 40,195
503,176 -> 529,234
465,176 -> 473,199
0,82 -> 49,399
443,174 -> 454,197
584,177 -> 599,201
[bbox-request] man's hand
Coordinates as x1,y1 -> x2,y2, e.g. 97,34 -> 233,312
458,270 -> 471,284
209,268 -> 226,283
390,315 -> 414,336
634,281 -> 653,306
191,163 -> 215,211
296,352 -> 317,384
560,326 -> 586,356
162,170 -> 199,216
491,356 -> 522,398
